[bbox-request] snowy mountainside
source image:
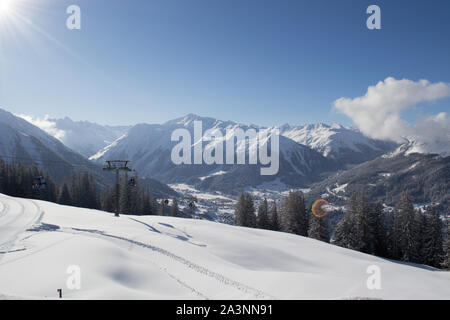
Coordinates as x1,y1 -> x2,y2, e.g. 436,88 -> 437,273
0,108 -> 100,181
306,152 -> 450,209
48,117 -> 131,158
279,123 -> 397,164
90,114 -> 336,194
0,194 -> 448,299
385,139 -> 450,158
19,115 -> 131,158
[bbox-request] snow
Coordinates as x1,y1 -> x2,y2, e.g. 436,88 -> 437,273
199,170 -> 227,181
279,123 -> 379,158
378,172 -> 392,178
0,193 -> 449,300
383,139 -> 450,158
332,183 -> 348,194
18,115 -> 131,158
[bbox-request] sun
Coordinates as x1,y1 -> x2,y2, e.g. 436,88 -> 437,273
0,0 -> 11,15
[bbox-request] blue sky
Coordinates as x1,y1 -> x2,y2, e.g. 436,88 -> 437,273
0,0 -> 449,126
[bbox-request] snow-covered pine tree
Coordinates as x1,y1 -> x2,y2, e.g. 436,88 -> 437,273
280,191 -> 308,236
333,193 -> 356,248
141,187 -> 151,215
411,210 -> 428,264
235,193 -> 256,228
373,201 -> 387,257
333,192 -> 365,251
308,212 -> 329,243
394,192 -> 417,262
346,192 -> 365,251
171,198 -> 179,217
269,200 -> 279,231
257,198 -> 270,229
160,199 -> 167,216
445,222 -> 450,269
149,195 -> 159,215
57,182 -> 72,206
422,206 -> 444,268
358,188 -> 374,254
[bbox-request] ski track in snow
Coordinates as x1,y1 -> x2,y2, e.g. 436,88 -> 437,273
0,196 -> 43,263
65,226 -> 275,300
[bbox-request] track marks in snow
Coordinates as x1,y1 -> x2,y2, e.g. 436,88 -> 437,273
70,227 -> 275,300
0,196 -> 43,263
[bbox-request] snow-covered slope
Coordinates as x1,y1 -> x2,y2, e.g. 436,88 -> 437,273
0,194 -> 448,300
279,123 -> 396,163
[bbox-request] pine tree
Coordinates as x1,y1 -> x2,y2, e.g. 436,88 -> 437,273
235,193 -> 256,228
308,212 -> 329,243
393,192 -> 417,262
412,210 -> 427,264
141,187 -> 151,215
280,191 -> 308,236
101,187 -> 115,213
333,209 -> 353,248
150,196 -> 159,215
333,193 -> 364,251
171,198 -> 179,217
422,206 -> 444,268
257,198 -> 270,229
160,199 -> 167,216
359,188 -> 375,254
269,200 -> 279,231
373,201 -> 387,257
57,182 -> 72,206
444,222 -> 450,269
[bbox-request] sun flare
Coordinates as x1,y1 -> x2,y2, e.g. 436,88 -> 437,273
0,0 -> 11,15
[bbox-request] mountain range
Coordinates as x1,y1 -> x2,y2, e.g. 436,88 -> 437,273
2,108 -> 449,207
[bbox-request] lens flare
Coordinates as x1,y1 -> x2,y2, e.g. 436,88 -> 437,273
312,199 -> 329,218
0,0 -> 11,14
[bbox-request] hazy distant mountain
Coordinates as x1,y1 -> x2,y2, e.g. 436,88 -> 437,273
0,108 -> 101,182
90,114 -> 337,194
279,123 -> 397,165
42,117 -> 131,158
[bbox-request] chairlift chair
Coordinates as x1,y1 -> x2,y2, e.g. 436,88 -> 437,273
128,177 -> 136,187
32,176 -> 46,191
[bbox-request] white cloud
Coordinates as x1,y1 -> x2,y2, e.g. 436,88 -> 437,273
334,77 -> 450,147
18,114 -> 66,141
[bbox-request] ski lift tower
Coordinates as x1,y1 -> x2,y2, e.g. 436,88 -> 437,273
103,160 -> 132,217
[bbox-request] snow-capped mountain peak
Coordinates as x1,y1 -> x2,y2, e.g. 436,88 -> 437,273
278,122 -> 396,162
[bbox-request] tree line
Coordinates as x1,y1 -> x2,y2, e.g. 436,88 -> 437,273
0,159 -> 180,217
234,189 -> 449,269
235,191 -> 330,243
